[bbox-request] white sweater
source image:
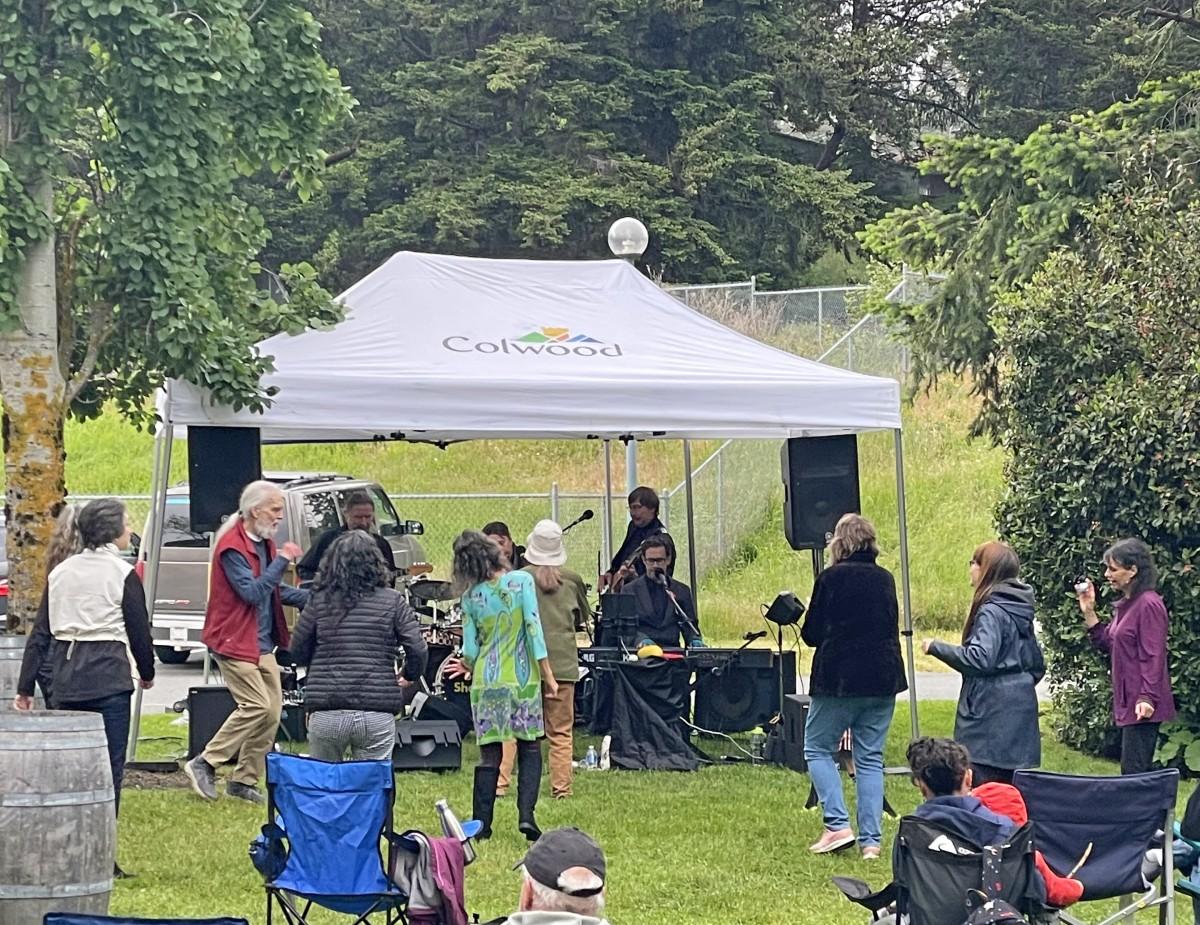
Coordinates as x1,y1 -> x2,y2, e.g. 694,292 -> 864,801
49,545 -> 134,644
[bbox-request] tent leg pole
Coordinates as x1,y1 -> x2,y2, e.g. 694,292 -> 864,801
682,440 -> 698,610
602,440 -> 614,569
895,428 -> 918,739
127,390 -> 175,762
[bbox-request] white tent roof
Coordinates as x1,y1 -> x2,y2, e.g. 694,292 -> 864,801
166,252 -> 901,442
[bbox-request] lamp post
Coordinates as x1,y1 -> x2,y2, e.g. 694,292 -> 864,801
607,218 -> 649,501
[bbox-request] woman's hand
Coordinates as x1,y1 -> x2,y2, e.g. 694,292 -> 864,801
397,675 -> 413,689
1076,580 -> 1096,616
444,657 -> 471,680
12,694 -> 34,711
1135,700 -> 1155,721
921,639 -> 934,655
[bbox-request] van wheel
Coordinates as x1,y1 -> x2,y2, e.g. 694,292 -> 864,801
155,646 -> 191,665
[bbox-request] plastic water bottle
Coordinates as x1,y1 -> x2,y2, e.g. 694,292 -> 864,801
584,745 -> 598,770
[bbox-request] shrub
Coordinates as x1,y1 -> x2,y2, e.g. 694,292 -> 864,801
994,177 -> 1200,760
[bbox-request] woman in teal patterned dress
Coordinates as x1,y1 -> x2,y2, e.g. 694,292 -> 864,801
448,530 -> 558,841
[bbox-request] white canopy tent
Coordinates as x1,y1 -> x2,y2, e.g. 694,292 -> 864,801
165,251 -> 901,441
138,252 -> 918,756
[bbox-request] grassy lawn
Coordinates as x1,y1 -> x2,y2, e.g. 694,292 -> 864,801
111,702 -> 1192,925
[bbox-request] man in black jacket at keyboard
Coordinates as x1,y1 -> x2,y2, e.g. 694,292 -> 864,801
623,535 -> 701,649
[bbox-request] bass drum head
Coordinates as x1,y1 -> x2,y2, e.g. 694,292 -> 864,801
416,649 -> 473,737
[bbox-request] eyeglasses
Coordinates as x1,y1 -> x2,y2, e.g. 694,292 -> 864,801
644,556 -> 670,565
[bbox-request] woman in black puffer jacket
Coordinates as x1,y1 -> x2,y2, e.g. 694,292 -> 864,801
290,531 -> 428,761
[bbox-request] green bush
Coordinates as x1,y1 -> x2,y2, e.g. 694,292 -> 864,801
994,177 -> 1200,760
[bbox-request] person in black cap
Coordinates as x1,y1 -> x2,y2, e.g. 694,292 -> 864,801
505,827 -> 609,925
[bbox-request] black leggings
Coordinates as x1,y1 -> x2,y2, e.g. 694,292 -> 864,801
480,739 -> 539,767
1121,722 -> 1160,775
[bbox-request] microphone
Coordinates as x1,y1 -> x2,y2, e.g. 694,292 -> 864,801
742,630 -> 767,642
655,571 -> 669,588
562,509 -> 595,533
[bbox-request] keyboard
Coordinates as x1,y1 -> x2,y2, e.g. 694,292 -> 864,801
578,646 -> 775,671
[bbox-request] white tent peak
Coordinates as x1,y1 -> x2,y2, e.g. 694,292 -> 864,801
166,251 -> 901,442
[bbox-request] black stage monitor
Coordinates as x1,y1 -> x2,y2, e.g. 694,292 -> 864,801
187,426 -> 262,533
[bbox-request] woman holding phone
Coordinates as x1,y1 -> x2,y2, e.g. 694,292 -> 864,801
1077,538 -> 1175,774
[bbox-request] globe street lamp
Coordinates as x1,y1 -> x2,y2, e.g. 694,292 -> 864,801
607,217 -> 649,500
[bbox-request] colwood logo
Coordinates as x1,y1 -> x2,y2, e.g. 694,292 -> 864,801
442,326 -> 623,357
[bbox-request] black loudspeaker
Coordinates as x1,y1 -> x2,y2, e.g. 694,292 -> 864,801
693,651 -> 796,733
781,435 -> 860,550
777,693 -> 811,772
186,685 -> 306,759
393,720 -> 462,772
187,426 -> 262,533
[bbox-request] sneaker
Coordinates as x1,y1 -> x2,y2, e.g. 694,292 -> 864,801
861,846 -> 881,861
810,828 -> 856,854
184,756 -> 218,801
227,781 -> 265,805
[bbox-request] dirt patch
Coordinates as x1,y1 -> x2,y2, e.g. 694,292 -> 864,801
124,768 -> 189,790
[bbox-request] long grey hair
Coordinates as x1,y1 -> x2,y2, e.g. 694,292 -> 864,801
452,530 -> 505,595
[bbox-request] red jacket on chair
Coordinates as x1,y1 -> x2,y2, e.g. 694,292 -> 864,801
973,781 -> 1085,908
201,519 -> 290,663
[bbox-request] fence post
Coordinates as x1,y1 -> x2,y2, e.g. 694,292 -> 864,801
716,449 -> 725,559
817,289 -> 824,350
847,331 -> 855,371
550,482 -> 560,522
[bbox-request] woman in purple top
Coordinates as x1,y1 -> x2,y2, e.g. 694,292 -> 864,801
1077,538 -> 1176,774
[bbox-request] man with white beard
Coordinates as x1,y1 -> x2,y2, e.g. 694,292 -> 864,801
185,480 -> 309,803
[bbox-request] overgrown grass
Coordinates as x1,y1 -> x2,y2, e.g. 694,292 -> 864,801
700,383 -> 1003,639
112,703 -> 1192,925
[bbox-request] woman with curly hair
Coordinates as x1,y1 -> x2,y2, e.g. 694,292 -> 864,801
447,530 -> 557,842
290,531 -> 427,761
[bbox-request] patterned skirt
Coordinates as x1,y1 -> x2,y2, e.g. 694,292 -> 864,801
471,681 -> 545,745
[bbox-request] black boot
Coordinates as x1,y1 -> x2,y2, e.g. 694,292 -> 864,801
516,743 -> 543,842
473,766 -> 500,840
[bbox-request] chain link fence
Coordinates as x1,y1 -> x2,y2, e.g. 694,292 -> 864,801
74,278 -> 917,589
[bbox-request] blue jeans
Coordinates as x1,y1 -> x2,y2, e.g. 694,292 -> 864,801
804,695 -> 895,847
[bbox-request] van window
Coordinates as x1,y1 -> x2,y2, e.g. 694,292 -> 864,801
162,498 -> 208,548
300,491 -> 344,548
366,487 -> 401,534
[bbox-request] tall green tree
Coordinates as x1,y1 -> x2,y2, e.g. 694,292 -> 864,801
0,2 -> 350,630
861,72 -> 1200,433
248,0 -> 891,292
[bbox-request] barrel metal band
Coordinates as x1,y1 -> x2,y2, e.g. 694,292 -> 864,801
0,733 -> 108,750
0,787 -> 115,807
0,878 -> 113,899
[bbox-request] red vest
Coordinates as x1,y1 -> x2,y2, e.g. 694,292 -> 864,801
201,519 -> 290,663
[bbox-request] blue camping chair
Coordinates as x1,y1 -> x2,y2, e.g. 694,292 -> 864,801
44,917 -> 248,924
262,753 -> 408,925
1014,768 -> 1179,925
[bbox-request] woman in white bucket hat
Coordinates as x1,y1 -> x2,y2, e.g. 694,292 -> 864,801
497,519 -> 593,799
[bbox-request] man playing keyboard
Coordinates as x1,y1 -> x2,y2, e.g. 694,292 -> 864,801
622,535 -> 702,649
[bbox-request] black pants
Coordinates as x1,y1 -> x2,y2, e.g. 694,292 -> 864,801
1121,722 -> 1160,775
480,739 -> 539,767
59,690 -> 132,817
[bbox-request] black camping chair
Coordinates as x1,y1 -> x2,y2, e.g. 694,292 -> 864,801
833,815 -> 1043,925
44,917 -> 248,924
1013,769 -> 1179,925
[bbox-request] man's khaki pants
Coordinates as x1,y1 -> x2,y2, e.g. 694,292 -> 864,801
497,681 -> 576,798
202,652 -> 282,786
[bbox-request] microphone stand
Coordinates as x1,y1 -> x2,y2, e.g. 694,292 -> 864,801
660,577 -> 701,646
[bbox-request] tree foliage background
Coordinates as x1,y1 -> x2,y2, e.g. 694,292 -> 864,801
993,171 -> 1200,760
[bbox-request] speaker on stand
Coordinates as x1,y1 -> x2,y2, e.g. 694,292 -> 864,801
781,435 -> 860,552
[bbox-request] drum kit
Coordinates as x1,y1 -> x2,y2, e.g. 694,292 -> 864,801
404,575 -> 469,710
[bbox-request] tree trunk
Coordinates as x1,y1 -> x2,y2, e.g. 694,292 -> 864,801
0,174 -> 66,633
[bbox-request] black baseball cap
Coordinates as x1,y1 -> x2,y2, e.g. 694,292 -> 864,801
513,827 -> 606,897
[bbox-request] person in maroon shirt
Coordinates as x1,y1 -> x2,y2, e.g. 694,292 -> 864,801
1077,538 -> 1176,774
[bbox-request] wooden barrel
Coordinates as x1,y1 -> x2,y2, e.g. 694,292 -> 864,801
0,710 -> 114,923
0,634 -> 44,710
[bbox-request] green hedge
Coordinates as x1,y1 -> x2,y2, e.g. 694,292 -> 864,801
993,181 -> 1200,762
